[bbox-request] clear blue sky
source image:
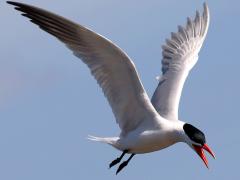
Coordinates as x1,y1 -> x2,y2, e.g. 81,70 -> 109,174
1,0 -> 239,179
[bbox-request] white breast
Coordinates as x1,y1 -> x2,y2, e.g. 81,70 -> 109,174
117,121 -> 183,154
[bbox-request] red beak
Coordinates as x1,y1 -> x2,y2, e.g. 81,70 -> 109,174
193,143 -> 215,168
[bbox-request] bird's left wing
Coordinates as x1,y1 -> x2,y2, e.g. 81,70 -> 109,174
7,1 -> 159,136
151,3 -> 210,121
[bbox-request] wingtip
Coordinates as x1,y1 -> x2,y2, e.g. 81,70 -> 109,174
203,2 -> 210,17
203,2 -> 210,34
203,2 -> 208,9
7,1 -> 30,8
6,1 -> 17,5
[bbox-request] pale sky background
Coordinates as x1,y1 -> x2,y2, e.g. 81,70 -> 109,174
1,0 -> 239,179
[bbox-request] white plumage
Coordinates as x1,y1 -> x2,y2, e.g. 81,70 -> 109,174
8,1 -> 215,173
152,4 -> 209,121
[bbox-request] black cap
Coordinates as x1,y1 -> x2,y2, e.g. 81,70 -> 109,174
183,123 -> 206,145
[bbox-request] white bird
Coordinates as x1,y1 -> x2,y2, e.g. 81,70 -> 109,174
7,1 -> 215,174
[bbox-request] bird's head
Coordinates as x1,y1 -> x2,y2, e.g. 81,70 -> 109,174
182,123 -> 215,168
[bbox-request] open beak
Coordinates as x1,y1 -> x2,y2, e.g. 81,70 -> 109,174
193,143 -> 215,168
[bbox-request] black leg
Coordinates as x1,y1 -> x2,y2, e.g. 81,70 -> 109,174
116,153 -> 135,175
109,150 -> 128,169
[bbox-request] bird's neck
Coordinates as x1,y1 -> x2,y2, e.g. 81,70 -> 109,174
160,120 -> 186,143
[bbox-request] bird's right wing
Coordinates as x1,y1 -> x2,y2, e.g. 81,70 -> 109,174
151,3 -> 210,121
7,1 -> 159,135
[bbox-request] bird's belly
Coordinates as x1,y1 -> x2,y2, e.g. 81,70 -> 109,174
121,130 -> 176,154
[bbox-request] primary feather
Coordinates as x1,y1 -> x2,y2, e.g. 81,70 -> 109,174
151,3 -> 210,121
7,1 -> 159,136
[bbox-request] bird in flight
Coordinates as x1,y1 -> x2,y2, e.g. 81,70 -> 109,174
7,1 -> 215,174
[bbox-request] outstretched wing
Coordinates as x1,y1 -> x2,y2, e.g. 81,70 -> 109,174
7,1 -> 159,135
151,3 -> 210,121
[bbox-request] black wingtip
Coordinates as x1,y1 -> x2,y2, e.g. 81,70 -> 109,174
6,1 -> 18,5
7,1 -> 27,8
7,1 -> 23,12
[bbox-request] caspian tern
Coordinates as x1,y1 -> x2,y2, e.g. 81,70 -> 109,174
7,1 -> 215,174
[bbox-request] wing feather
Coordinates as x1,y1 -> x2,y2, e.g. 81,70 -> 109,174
151,3 -> 210,121
8,1 -> 159,135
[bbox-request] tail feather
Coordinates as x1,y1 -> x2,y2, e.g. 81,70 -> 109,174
87,135 -> 119,147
